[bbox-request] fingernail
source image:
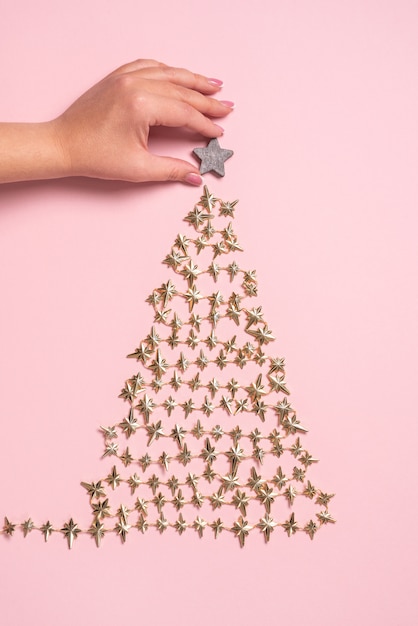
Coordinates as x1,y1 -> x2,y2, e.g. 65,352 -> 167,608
215,124 -> 224,133
220,100 -> 235,108
185,172 -> 203,186
208,78 -> 223,87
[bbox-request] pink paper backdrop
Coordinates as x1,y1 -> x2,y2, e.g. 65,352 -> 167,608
1,1 -> 417,624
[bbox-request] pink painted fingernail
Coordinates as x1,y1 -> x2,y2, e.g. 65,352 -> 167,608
220,100 -> 235,108
215,124 -> 224,133
185,172 -> 203,186
208,78 -> 223,87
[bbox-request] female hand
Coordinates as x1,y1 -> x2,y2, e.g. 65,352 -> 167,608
0,59 -> 233,185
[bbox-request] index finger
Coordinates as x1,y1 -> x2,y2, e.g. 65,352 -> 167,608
127,64 -> 224,95
105,60 -> 223,94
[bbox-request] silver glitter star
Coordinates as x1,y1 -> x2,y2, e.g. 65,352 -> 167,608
193,138 -> 234,177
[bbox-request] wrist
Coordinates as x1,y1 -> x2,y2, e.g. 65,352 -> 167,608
0,120 -> 71,183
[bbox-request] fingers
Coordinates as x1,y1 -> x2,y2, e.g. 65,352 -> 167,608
138,65 -> 223,94
176,88 -> 234,118
109,60 -> 224,95
136,79 -> 234,118
148,96 -> 224,138
143,154 -> 203,185
106,60 -> 233,119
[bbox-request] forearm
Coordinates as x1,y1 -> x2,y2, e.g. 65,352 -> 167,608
0,121 -> 68,183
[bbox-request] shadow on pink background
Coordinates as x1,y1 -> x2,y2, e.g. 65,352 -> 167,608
1,1 -> 417,625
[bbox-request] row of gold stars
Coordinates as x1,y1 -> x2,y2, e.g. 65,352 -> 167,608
108,398 -> 298,427
83,472 -> 333,503
2,510 -> 335,548
102,442 -> 317,473
144,285 -> 258,311
101,421 -> 304,445
83,487 -> 331,517
84,465 -> 328,503
145,301 -> 265,330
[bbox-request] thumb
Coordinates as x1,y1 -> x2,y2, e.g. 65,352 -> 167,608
144,154 -> 203,185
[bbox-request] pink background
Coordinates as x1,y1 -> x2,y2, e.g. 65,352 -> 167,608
1,1 -> 417,624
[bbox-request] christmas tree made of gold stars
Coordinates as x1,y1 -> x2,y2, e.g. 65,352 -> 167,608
2,186 -> 335,548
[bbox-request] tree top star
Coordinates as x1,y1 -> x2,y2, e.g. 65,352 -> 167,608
193,138 -> 234,177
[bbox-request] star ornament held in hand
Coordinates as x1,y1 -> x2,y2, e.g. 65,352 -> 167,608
193,138 -> 234,177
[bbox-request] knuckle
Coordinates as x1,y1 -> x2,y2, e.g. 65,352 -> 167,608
113,72 -> 135,93
136,58 -> 162,67
133,93 -> 151,115
112,74 -> 150,112
162,66 -> 179,81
